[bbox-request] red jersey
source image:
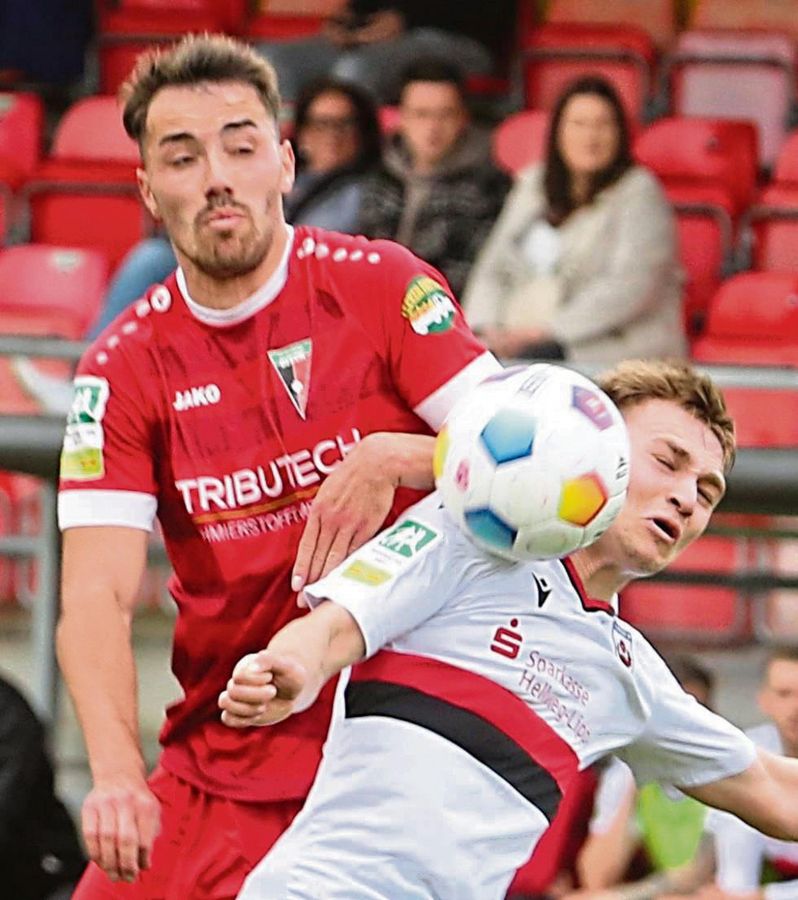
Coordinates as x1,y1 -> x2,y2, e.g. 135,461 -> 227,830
58,226 -> 496,802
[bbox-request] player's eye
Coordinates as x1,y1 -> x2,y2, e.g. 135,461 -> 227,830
170,155 -> 194,168
655,455 -> 675,471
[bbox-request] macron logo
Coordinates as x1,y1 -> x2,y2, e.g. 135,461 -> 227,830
173,383 -> 221,412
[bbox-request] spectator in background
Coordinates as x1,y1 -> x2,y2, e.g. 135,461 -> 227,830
85,77 -> 382,339
567,657 -> 716,900
700,647 -> 798,900
258,0 -> 516,103
0,672 -> 85,900
462,76 -> 687,365
358,58 -> 509,296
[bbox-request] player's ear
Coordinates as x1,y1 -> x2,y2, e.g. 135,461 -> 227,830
137,167 -> 161,221
279,139 -> 295,196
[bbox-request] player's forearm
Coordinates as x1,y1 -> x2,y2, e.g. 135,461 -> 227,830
267,603 -> 366,710
365,432 -> 436,491
57,591 -> 145,781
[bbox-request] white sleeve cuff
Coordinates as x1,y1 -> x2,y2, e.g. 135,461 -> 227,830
764,881 -> 798,900
413,351 -> 503,431
58,489 -> 157,532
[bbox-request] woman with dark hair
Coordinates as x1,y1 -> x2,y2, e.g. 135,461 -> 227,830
463,76 -> 686,364
286,77 -> 383,232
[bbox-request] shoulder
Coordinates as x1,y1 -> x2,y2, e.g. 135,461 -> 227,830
75,278 -> 179,385
612,165 -> 669,204
294,225 -> 443,291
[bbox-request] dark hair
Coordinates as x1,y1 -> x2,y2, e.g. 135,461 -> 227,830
397,56 -> 467,105
543,75 -> 633,225
122,33 -> 280,147
667,655 -> 715,697
293,77 -> 382,172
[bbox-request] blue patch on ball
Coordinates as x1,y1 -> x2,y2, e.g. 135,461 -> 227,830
464,508 -> 516,551
480,409 -> 536,463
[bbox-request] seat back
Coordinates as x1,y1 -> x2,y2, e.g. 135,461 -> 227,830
693,0 -> 798,41
774,129 -> 798,183
0,244 -> 109,335
522,24 -> 655,127
492,110 -> 549,175
635,117 -> 758,214
746,183 -> 798,272
621,535 -> 753,643
668,30 -> 796,167
661,179 -> 735,334
52,96 -> 139,164
547,0 -> 676,48
0,92 -> 43,178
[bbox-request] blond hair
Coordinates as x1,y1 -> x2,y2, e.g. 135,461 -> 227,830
598,359 -> 736,472
121,33 -> 281,147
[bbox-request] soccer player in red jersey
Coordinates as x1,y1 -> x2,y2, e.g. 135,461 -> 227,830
56,34 -> 497,899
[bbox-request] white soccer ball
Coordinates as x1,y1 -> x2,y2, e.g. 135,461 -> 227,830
434,364 -> 630,561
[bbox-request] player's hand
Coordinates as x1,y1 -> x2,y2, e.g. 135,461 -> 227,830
219,650 -> 308,727
292,433 -> 400,594
81,773 -> 161,883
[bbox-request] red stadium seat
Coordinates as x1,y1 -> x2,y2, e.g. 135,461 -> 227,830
635,118 -> 758,216
522,24 -> 656,127
742,182 -> 798,273
661,178 -> 735,335
701,250 -> 798,451
96,2 -> 229,94
693,0 -> 798,42
620,535 -> 754,643
245,1 -> 346,39
773,129 -> 798,184
0,92 -> 44,179
547,0 -> 677,49
0,244 -> 109,336
24,97 -> 148,270
664,30 -> 796,169
492,109 -> 549,176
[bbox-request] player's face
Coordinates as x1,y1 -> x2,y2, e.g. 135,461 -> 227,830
137,81 -> 294,280
760,659 -> 798,754
399,81 -> 468,172
597,399 -> 726,578
557,93 -> 620,179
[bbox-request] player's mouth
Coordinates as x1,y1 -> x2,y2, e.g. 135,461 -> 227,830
204,209 -> 245,229
647,517 -> 681,545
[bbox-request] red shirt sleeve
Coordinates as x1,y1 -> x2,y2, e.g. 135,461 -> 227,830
343,239 -> 499,429
58,334 -> 158,531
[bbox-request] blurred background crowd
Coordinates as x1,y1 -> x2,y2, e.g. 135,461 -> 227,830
3,0 -> 798,897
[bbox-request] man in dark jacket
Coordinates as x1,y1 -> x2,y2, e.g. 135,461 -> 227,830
0,673 -> 85,899
358,58 -> 511,296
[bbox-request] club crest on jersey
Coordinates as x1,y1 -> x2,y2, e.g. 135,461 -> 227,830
378,519 -> 438,558
490,618 -> 523,660
401,275 -> 455,335
267,339 -> 312,420
612,620 -> 634,668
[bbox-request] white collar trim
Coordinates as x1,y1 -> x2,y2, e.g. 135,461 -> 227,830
176,225 -> 294,327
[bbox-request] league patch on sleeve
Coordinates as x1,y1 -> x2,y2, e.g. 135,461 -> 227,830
401,275 -> 456,335
340,517 -> 442,588
60,375 -> 109,481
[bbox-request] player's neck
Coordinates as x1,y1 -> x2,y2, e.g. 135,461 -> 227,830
569,545 -> 627,602
177,223 -> 290,310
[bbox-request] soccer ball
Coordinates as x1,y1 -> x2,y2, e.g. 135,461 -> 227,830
434,364 -> 630,561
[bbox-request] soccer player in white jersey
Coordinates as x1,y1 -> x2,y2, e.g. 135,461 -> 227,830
220,359 -> 798,900
702,648 -> 798,900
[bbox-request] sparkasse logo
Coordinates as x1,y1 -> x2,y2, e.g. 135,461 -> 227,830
173,383 -> 221,411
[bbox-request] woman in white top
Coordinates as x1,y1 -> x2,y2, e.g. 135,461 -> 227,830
462,76 -> 687,365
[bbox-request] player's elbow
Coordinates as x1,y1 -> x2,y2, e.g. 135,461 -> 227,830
759,799 -> 798,841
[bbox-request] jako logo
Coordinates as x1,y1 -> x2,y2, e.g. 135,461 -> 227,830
173,384 -> 221,411
490,618 -> 523,659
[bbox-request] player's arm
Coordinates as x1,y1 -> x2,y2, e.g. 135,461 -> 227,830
683,748 -> 798,841
291,430 -> 436,594
57,526 -> 160,884
219,600 -> 365,728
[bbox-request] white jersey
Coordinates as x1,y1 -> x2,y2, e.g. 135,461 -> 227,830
708,723 -> 798,897
240,494 -> 756,900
